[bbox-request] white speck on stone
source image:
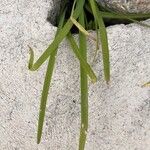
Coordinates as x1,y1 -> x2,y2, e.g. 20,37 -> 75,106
0,0 -> 150,150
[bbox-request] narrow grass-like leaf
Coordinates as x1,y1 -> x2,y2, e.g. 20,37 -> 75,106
92,21 -> 99,64
70,17 -> 90,36
142,82 -> 150,87
67,32 -> 97,83
78,11 -> 88,150
70,17 -> 96,41
89,0 -> 110,83
97,12 -> 110,83
101,11 -> 150,28
100,12 -> 150,19
125,17 -> 150,28
28,0 -> 85,71
37,7 -> 66,144
28,46 -> 34,70
37,50 -> 57,144
70,0 -> 77,17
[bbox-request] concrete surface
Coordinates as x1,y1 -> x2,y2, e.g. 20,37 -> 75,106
0,0 -> 150,150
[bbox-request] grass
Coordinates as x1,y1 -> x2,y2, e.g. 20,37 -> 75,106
28,0 -> 150,149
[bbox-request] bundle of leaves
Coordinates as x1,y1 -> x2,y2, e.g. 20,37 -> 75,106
28,0 -> 150,149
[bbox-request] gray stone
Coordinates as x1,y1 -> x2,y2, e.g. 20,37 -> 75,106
97,0 -> 150,13
0,0 -> 150,149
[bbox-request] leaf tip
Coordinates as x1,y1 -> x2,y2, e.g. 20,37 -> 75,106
106,79 -> 110,85
28,45 -> 34,70
91,77 -> 97,84
141,82 -> 150,88
37,138 -> 41,144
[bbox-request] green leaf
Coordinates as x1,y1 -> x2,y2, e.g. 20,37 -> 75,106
78,11 -> 88,150
28,46 -> 34,71
67,32 -> 97,83
28,0 -> 85,71
37,6 -> 66,144
89,0 -> 110,83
